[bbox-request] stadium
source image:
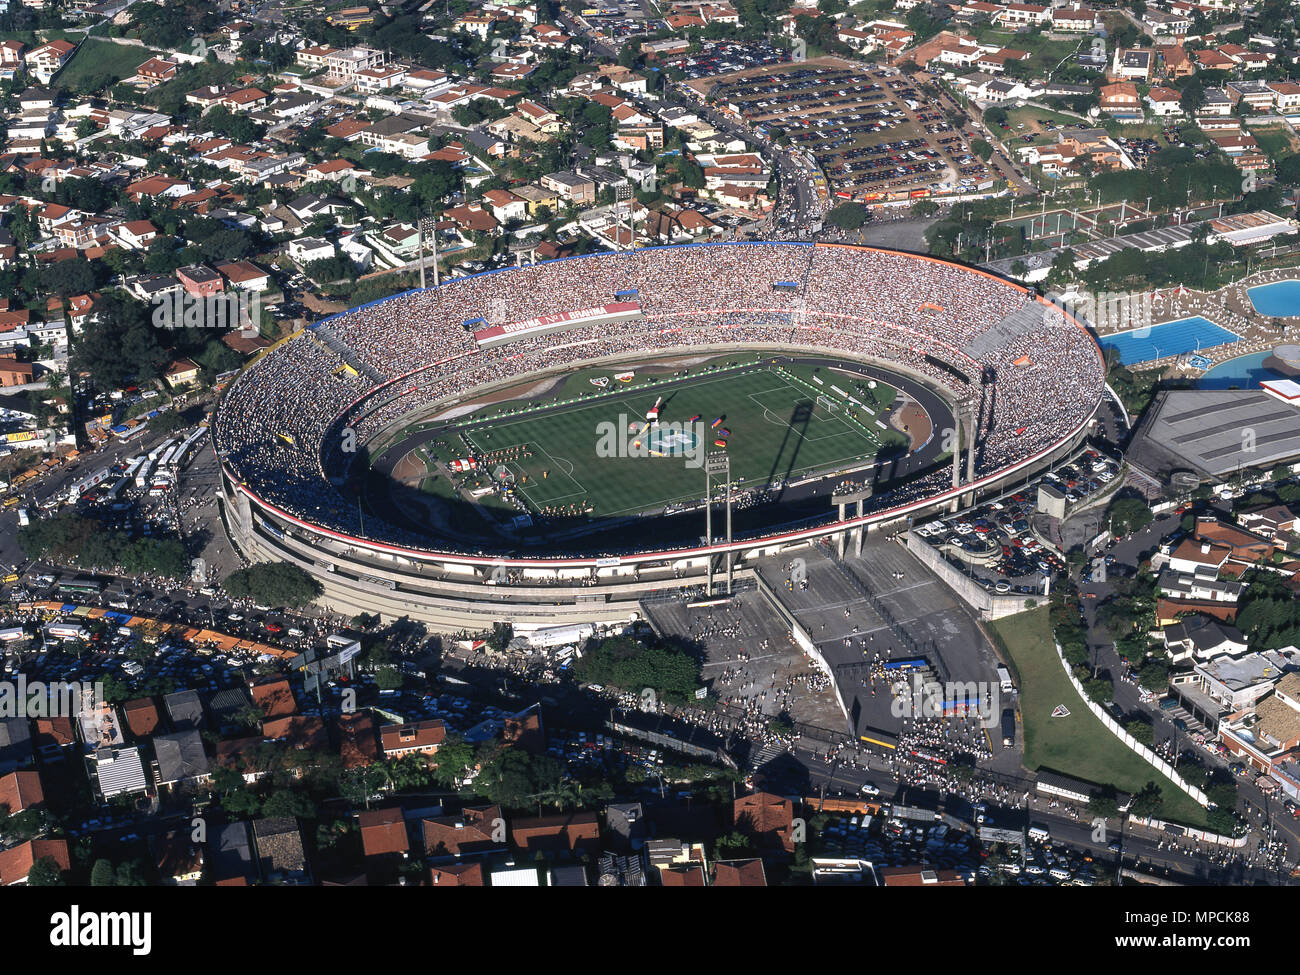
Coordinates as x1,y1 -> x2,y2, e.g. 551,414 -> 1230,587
213,242 -> 1106,629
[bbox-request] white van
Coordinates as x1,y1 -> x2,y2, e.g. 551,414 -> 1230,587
1028,825 -> 1051,842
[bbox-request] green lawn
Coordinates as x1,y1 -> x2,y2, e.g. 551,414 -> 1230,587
444,363 -> 904,519
465,352 -> 765,423
991,608 -> 1207,828
1253,125 -> 1297,163
59,39 -> 163,90
1002,106 -> 1086,146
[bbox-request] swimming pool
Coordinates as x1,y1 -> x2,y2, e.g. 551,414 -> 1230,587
1246,280 -> 1300,317
1198,351 -> 1278,388
1097,316 -> 1241,366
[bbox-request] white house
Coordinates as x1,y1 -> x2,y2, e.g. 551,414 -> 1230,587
287,237 -> 335,265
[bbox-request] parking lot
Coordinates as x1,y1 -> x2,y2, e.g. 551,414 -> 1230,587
656,39 -> 790,80
912,448 -> 1121,594
576,0 -> 663,48
698,60 -> 996,201
819,814 -> 984,880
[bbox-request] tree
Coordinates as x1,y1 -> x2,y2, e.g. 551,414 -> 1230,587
1205,781 -> 1238,811
473,747 -> 564,809
575,635 -> 704,705
375,666 -> 403,691
89,858 -> 116,886
303,256 -> 354,286
1087,792 -> 1119,818
202,105 -> 265,144
1108,495 -> 1153,535
677,156 -> 705,190
1178,79 -> 1205,116
122,537 -> 190,579
115,859 -> 147,886
1124,716 -> 1154,746
26,855 -> 66,886
1130,781 -> 1164,817
261,789 -> 317,819
826,202 -> 870,232
1276,153 -> 1300,187
199,228 -> 255,262
0,808 -> 49,844
713,829 -> 756,860
1083,676 -> 1114,703
768,714 -> 794,737
40,258 -> 98,297
71,296 -> 168,388
1137,659 -> 1168,692
18,512 -> 103,564
1207,806 -> 1240,837
1234,570 -> 1300,649
431,734 -> 475,788
223,562 -> 322,608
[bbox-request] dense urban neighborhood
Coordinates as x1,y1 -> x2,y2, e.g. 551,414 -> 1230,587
0,0 -> 1290,934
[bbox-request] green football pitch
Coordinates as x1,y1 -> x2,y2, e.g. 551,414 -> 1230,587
446,364 -> 907,518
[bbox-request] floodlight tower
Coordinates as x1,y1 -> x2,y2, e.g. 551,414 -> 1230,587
417,214 -> 440,290
961,394 -> 977,506
949,393 -> 977,512
615,183 -> 634,252
704,451 -> 733,596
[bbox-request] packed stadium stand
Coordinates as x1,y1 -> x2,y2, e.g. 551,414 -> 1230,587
214,242 -> 1104,627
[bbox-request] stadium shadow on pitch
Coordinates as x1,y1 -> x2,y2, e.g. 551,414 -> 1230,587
359,448 -> 952,556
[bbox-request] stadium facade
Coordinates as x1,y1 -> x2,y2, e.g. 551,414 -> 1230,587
215,242 -> 1105,629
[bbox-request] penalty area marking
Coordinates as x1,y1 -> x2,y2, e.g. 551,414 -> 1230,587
747,380 -> 880,448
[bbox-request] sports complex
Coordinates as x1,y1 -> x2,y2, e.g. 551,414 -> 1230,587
213,242 -> 1106,628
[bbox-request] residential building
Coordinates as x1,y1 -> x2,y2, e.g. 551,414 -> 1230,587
379,719 -> 445,758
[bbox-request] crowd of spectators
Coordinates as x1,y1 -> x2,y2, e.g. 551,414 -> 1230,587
212,243 -> 1104,560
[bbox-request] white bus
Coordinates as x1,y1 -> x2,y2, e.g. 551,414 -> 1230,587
175,428 -> 206,468
147,438 -> 176,462
45,623 -> 89,641
67,466 -> 111,501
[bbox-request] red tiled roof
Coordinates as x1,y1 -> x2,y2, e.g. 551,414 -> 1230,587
0,839 -> 69,885
359,807 -> 409,857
